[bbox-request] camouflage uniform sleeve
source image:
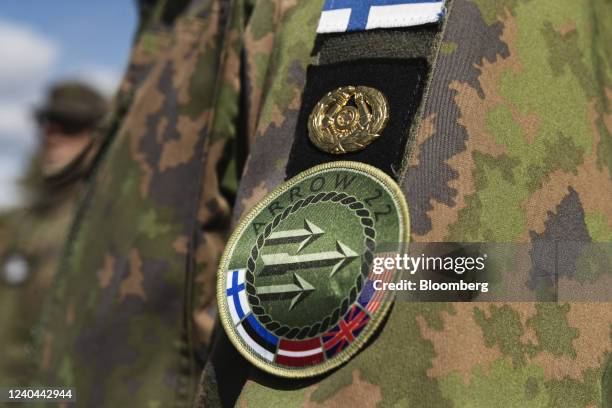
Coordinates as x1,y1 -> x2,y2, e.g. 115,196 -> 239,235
33,0 -> 248,406
190,0 -> 248,350
198,0 -> 612,406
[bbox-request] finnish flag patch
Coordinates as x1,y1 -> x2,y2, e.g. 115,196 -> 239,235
317,0 -> 445,34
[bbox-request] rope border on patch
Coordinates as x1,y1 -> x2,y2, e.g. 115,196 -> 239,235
217,161 -> 410,378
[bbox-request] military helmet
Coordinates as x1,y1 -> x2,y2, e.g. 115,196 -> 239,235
35,81 -> 108,133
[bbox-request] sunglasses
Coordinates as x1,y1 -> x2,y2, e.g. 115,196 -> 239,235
35,112 -> 92,135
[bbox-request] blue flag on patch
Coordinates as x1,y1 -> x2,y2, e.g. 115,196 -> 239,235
317,0 -> 445,33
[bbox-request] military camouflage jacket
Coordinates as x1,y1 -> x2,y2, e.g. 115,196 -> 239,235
35,1 -> 240,405
37,0 -> 611,407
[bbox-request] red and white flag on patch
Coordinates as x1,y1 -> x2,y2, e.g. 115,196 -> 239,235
276,338 -> 325,367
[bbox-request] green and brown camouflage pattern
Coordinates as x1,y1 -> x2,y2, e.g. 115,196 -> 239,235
31,0 -> 611,406
198,0 -> 612,406
34,0 -> 245,406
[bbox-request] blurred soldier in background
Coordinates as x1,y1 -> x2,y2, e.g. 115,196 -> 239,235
0,81 -> 107,385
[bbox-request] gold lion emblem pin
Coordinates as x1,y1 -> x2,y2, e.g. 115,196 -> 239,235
308,86 -> 389,154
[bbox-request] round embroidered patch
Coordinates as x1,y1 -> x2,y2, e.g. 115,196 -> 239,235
217,161 -> 409,377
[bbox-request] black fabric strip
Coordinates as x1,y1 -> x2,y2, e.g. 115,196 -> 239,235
285,58 -> 429,180
313,25 -> 438,64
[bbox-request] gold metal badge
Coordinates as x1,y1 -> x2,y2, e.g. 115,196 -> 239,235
308,86 -> 389,154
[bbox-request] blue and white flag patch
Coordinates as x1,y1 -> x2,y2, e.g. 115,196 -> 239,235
317,0 -> 445,34
226,269 -> 251,325
226,268 -> 279,362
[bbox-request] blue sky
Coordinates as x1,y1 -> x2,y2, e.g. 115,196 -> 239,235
1,0 -> 136,84
0,1 -> 137,209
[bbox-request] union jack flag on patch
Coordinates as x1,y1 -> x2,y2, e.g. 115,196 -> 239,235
322,305 -> 371,358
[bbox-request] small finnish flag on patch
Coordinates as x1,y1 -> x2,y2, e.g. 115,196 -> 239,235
317,0 -> 445,34
226,269 -> 251,325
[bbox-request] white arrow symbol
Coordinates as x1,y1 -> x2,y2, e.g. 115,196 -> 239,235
261,240 -> 358,277
256,273 -> 315,310
265,219 -> 325,252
